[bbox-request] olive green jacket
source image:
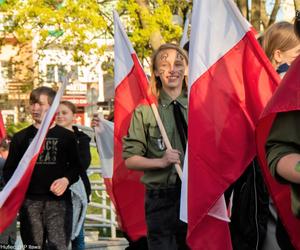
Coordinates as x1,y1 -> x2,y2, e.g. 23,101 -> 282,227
123,90 -> 187,189
266,110 -> 300,217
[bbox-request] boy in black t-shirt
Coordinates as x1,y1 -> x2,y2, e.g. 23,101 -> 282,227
3,86 -> 81,250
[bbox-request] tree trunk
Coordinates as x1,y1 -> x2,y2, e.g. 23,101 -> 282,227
135,0 -> 164,50
251,0 -> 261,31
268,0 -> 281,27
295,0 -> 300,11
236,0 -> 249,20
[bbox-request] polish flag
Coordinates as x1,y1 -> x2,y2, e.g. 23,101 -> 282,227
256,55 -> 300,249
112,11 -> 154,241
0,111 -> 6,140
94,117 -> 115,204
0,77 -> 69,233
186,0 -> 279,248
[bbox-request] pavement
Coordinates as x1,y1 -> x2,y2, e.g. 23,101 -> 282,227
86,238 -> 128,250
13,232 -> 128,250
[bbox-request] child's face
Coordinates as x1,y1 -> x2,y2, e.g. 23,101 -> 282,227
29,94 -> 50,124
56,104 -> 74,129
154,49 -> 187,92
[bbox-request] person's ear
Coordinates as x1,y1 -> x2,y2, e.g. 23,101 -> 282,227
273,49 -> 283,65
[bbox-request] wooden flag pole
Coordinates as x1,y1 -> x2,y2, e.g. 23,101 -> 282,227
150,103 -> 183,180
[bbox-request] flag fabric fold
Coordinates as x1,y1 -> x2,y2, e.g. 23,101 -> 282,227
0,77 -> 69,233
185,0 -> 279,249
94,117 -> 116,204
256,55 -> 300,250
112,10 -> 154,241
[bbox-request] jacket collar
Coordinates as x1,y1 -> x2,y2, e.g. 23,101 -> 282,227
159,89 -> 188,110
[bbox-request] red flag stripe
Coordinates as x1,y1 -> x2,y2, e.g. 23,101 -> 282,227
0,111 -> 6,139
0,154 -> 38,232
112,11 -> 149,241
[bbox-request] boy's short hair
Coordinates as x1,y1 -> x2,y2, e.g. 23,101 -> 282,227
30,86 -> 56,105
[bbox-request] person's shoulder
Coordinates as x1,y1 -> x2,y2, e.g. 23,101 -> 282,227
12,124 -> 35,139
53,125 -> 76,137
135,104 -> 152,114
72,125 -> 91,142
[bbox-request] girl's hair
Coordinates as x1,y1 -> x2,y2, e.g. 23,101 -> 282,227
149,43 -> 188,98
60,100 -> 77,114
295,10 -> 300,38
262,21 -> 299,64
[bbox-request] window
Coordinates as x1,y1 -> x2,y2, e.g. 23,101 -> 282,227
1,61 -> 13,79
46,65 -> 55,82
58,65 -> 67,82
71,65 -> 78,80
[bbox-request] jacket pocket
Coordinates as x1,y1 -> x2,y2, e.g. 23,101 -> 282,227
148,126 -> 166,151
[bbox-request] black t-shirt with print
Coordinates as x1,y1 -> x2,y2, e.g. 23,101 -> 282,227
3,125 -> 82,200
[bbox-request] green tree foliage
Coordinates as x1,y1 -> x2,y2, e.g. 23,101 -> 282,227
0,0 -> 107,62
117,0 -> 191,61
6,121 -> 31,138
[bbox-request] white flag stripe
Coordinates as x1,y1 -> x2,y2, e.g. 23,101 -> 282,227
188,0 -> 251,86
180,144 -> 188,223
113,10 -> 134,89
0,76 -> 69,207
207,195 -> 230,222
94,117 -> 114,178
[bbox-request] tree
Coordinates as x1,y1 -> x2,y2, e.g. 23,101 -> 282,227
295,0 -> 300,10
0,0 -> 109,121
117,0 -> 191,61
235,0 -> 282,31
236,0 -> 300,32
0,0 -> 108,64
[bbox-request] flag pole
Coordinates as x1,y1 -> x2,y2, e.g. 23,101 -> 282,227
150,103 -> 183,180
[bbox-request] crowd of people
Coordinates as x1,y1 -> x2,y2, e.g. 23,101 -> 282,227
0,10 -> 300,250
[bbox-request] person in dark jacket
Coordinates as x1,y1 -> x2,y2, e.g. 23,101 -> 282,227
56,100 -> 91,250
3,86 -> 82,250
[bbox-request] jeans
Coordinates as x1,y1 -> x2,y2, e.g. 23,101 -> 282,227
72,224 -> 85,250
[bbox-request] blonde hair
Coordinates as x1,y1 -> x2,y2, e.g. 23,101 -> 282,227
262,21 -> 299,64
149,43 -> 188,98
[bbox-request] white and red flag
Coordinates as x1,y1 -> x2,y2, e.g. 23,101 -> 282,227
94,117 -> 115,204
112,11 -> 155,241
185,0 -> 279,249
256,56 -> 300,249
0,77 -> 69,233
0,111 -> 6,140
